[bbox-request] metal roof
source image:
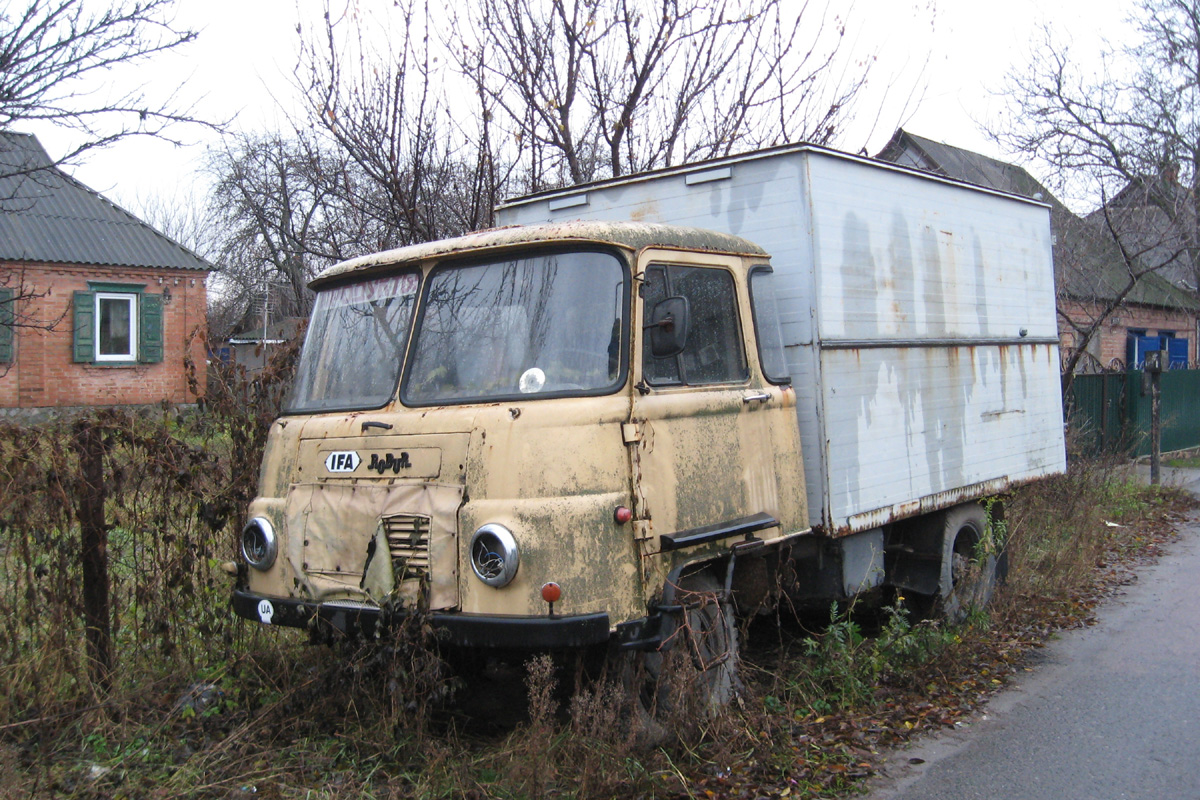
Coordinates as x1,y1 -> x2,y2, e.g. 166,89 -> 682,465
0,132 -> 211,271
229,317 -> 306,343
312,220 -> 767,287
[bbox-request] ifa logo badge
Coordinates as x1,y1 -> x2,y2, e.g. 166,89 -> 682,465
324,451 -> 361,473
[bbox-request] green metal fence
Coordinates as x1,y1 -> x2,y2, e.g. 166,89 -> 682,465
1067,370 -> 1200,457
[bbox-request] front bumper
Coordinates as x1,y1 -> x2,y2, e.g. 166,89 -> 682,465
231,589 -> 611,649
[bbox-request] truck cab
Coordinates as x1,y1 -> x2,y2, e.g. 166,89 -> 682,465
232,221 -> 808,652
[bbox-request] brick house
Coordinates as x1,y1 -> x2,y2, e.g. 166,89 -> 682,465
0,132 -> 211,412
1054,208 -> 1199,369
875,129 -> 1200,370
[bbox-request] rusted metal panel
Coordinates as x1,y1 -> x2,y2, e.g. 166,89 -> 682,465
283,481 -> 463,610
840,477 -> 1012,536
498,153 -> 830,526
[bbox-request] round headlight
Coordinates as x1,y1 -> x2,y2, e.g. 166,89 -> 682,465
241,517 -> 278,571
470,524 -> 520,587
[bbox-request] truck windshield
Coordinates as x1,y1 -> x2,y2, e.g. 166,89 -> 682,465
287,273 -> 420,412
404,249 -> 626,404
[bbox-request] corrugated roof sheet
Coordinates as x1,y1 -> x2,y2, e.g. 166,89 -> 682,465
0,132 -> 211,271
230,317 -> 306,343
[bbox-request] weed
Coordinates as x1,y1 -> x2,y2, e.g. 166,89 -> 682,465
981,496 -> 1008,557
1166,456 -> 1200,468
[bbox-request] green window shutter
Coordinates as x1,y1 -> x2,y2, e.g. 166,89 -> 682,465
0,288 -> 13,363
73,291 -> 95,363
139,292 -> 163,363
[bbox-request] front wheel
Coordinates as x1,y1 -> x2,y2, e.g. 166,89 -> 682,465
642,571 -> 741,714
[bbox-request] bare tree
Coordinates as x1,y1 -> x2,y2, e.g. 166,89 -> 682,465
206,133 -> 347,334
995,0 -> 1200,322
200,0 -> 893,333
0,0 -> 211,178
295,1 -> 501,244
991,0 -> 1200,387
0,0 -> 216,349
454,0 -> 871,189
131,187 -> 220,262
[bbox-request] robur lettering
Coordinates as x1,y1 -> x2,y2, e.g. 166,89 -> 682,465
368,452 -> 411,474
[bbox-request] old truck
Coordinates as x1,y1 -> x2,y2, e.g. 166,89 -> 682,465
231,143 -> 1066,700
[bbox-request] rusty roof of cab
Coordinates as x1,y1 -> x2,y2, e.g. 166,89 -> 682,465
310,221 -> 769,288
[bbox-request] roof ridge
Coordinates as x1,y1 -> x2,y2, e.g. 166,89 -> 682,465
900,130 -> 1018,171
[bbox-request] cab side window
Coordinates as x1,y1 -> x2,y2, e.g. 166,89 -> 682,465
643,264 -> 748,385
749,267 -> 791,384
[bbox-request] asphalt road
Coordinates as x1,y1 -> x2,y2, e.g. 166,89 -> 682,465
864,468 -> 1200,800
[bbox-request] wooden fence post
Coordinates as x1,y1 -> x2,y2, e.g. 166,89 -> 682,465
74,419 -> 112,692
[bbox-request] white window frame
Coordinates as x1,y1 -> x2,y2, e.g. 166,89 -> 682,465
94,292 -> 138,362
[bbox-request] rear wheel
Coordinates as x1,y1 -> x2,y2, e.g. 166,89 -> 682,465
934,503 -> 999,623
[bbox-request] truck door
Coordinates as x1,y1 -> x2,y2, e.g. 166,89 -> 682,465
627,253 -> 802,566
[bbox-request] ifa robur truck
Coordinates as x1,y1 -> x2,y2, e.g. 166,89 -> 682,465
232,143 -> 1067,698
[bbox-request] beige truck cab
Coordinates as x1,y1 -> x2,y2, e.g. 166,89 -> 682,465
232,221 -> 808,658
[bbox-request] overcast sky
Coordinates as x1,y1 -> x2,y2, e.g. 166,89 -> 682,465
32,0 -> 1132,218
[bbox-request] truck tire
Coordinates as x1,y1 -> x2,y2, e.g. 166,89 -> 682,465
933,503 -> 999,623
643,571 -> 741,714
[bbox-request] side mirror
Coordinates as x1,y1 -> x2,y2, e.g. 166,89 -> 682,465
646,296 -> 689,358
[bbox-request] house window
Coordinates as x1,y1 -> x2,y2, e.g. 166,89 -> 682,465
95,293 -> 137,361
1158,332 -> 1189,368
1125,328 -> 1189,368
73,285 -> 164,365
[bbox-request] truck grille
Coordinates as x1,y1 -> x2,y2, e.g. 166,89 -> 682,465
383,513 -> 431,580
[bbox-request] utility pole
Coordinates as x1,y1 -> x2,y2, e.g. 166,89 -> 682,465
261,281 -> 270,344
1146,350 -> 1162,486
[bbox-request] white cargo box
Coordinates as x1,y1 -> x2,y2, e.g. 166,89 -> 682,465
497,145 -> 1067,535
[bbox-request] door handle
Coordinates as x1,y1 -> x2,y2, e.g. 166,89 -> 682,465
742,392 -> 770,404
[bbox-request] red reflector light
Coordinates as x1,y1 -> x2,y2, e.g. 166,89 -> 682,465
541,582 -> 562,603
614,506 -> 633,524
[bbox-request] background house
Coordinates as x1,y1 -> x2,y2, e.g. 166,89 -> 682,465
0,132 -> 211,413
1093,170 -> 1198,297
875,129 -> 1200,370
1056,240 -> 1199,369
